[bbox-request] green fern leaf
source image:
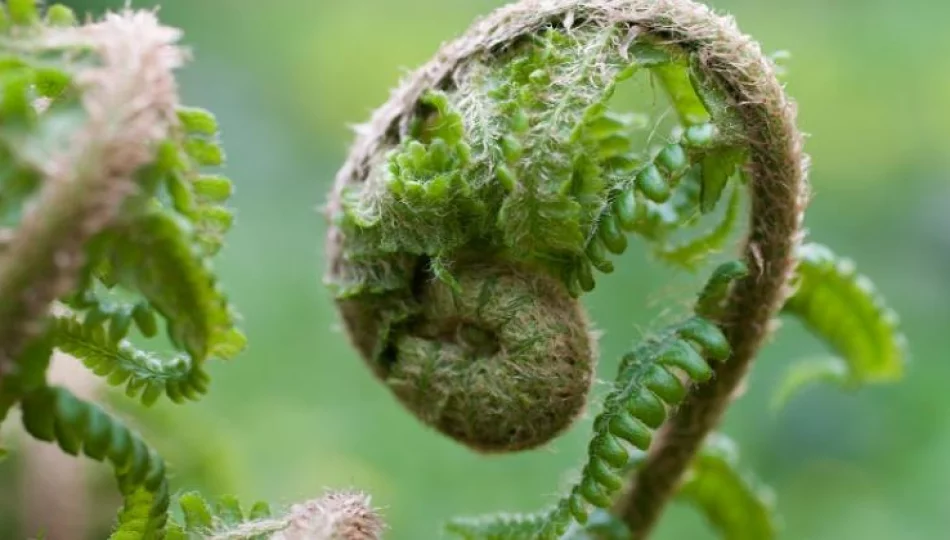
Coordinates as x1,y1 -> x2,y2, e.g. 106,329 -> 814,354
105,207 -> 244,362
678,434 -> 778,540
177,107 -> 219,137
52,315 -> 209,406
43,4 -> 76,27
7,0 -> 40,26
696,260 -> 749,319
651,58 -> 710,126
19,386 -> 170,538
215,494 -> 246,526
698,146 -> 746,214
769,356 -> 848,412
170,491 -> 280,539
777,243 -> 907,407
655,184 -> 741,270
178,491 -> 215,531
111,485 -> 170,540
248,501 -> 272,520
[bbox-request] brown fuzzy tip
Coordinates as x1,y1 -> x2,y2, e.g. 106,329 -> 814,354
272,490 -> 384,540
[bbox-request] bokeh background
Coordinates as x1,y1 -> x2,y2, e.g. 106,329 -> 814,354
1,0 -> 948,538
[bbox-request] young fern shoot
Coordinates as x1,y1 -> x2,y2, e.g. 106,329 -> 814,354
0,0 -> 907,539
0,3 -> 383,539
0,2 -> 245,536
324,0 -> 907,538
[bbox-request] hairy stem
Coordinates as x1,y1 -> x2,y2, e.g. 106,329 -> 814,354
607,2 -> 808,537
0,10 -> 184,377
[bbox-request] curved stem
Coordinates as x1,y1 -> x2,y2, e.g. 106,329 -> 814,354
0,10 -> 184,377
327,0 -> 807,536
607,2 -> 808,537
0,137 -> 134,372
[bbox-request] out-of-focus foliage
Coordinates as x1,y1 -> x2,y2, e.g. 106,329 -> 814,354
2,0 -> 946,539
773,243 -> 908,411
0,1 -> 244,536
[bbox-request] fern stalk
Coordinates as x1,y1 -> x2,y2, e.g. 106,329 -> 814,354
0,4 -> 253,537
0,9 -> 185,377
587,1 -> 808,536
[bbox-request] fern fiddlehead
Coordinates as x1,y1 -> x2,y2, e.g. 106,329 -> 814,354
445,263 -> 740,539
0,2 -> 185,376
0,1 -> 904,539
325,0 -> 810,536
0,3 -> 249,537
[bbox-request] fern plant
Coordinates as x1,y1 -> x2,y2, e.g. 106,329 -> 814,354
0,0 -> 907,539
323,0 -> 908,538
0,2 -> 382,539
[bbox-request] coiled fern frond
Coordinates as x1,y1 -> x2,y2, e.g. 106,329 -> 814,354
325,0 -> 765,454
324,0 -> 905,537
0,2 -> 248,537
445,262 -> 739,539
0,0 -> 244,388
0,6 -> 381,538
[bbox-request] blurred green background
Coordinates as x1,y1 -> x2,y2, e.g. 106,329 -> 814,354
2,0 -> 949,538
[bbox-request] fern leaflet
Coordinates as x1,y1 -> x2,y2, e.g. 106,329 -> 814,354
51,315 -> 209,406
677,433 -> 779,540
167,491 -> 274,540
655,184 -> 741,269
104,207 -> 245,363
776,243 -> 907,407
20,385 -> 170,539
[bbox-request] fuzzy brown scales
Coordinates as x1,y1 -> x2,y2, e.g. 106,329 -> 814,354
325,0 -> 807,534
275,491 -> 385,540
386,263 -> 595,452
329,252 -> 596,452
